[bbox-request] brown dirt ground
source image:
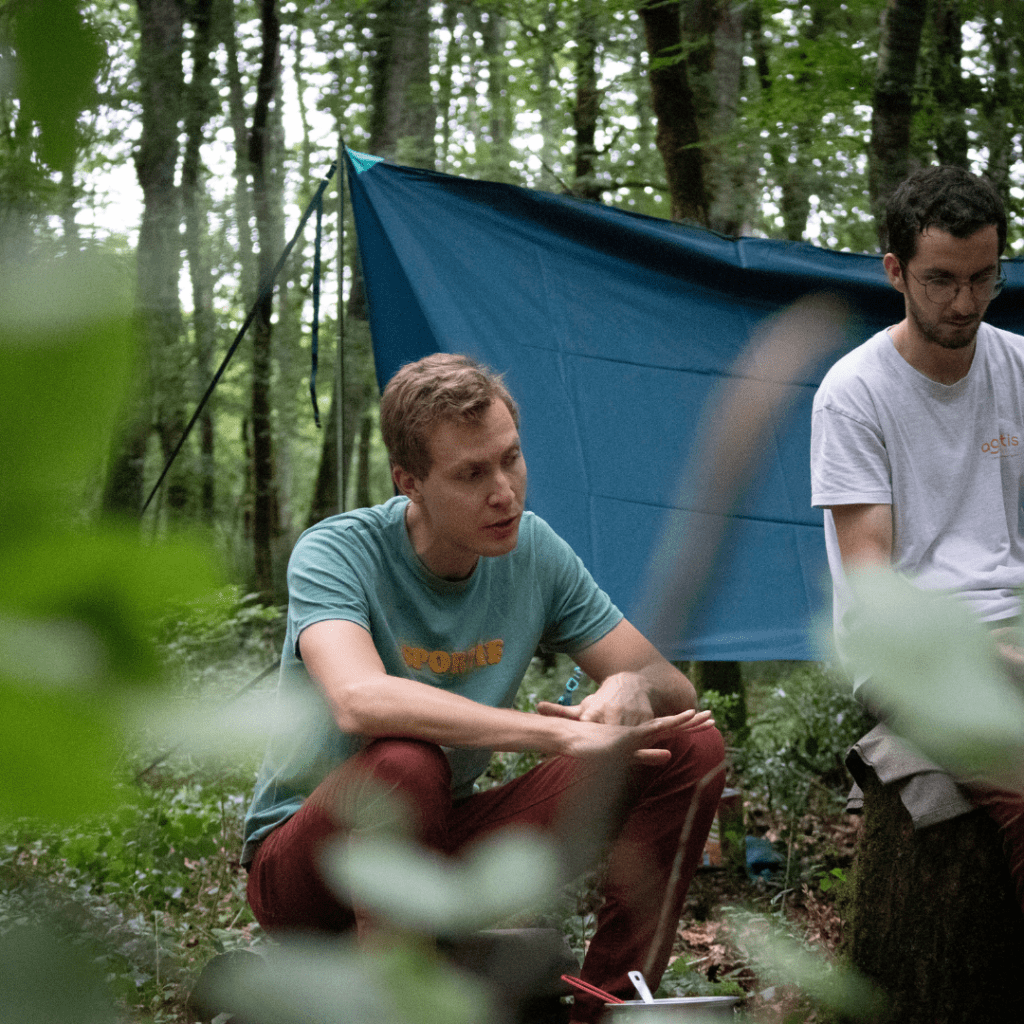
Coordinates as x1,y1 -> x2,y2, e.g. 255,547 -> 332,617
669,806 -> 863,1022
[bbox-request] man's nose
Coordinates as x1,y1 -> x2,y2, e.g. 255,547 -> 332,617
489,470 -> 514,504
951,280 -> 981,312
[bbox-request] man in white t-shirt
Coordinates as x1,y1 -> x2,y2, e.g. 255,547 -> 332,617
811,165 -> 1024,909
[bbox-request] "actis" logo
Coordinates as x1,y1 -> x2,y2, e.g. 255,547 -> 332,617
981,434 -> 1019,455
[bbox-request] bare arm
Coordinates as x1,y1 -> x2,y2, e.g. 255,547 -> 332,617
299,618 -> 710,764
536,618 -> 701,727
830,503 -> 893,567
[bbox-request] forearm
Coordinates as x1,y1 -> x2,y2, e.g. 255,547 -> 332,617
629,658 -> 697,716
299,619 -> 709,764
327,671 -> 572,753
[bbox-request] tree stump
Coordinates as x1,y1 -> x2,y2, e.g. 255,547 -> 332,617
846,769 -> 1024,1023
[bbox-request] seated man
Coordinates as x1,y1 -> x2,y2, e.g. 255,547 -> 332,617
811,165 -> 1024,906
242,353 -> 726,1023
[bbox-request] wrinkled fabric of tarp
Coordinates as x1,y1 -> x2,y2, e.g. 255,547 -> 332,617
344,149 -> 1024,661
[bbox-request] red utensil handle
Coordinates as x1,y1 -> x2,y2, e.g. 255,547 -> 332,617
560,974 -> 625,1004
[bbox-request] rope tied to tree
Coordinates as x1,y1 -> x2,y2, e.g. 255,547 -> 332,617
142,160 -> 338,515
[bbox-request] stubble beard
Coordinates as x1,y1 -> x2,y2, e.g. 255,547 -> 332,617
908,300 -> 980,352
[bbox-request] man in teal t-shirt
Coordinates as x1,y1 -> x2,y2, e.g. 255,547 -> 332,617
243,353 -> 725,1024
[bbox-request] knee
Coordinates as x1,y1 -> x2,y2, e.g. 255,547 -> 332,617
357,739 -> 453,844
360,738 -> 452,792
663,723 -> 727,773
689,724 -> 727,773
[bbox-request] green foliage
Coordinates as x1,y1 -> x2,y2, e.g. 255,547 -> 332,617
325,829 -> 562,938
482,654 -> 589,787
699,687 -> 743,737
0,764 -> 256,1019
5,0 -> 104,172
154,585 -> 284,679
658,954 -> 745,999
736,664 -> 872,818
727,906 -> 884,1020
837,566 -> 1024,781
0,248 -> 220,827
0,922 -> 117,1024
816,866 -> 846,894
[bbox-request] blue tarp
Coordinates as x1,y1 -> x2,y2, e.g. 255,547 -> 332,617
344,149 -> 1024,661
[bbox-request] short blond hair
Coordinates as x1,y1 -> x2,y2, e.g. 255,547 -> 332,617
380,353 -> 520,479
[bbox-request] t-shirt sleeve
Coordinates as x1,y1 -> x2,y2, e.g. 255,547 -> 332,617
811,401 -> 893,509
286,524 -> 372,655
530,517 -> 623,654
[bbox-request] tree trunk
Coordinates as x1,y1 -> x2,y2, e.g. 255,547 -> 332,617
181,0 -> 217,524
749,0 -> 827,242
134,0 -> 188,518
638,0 -> 710,225
680,0 -> 745,235
572,0 -> 602,202
869,0 -> 927,248
249,0 -> 281,600
929,0 -> 967,168
356,410 -> 373,510
367,0 -> 436,168
223,0 -> 257,299
479,7 -> 516,185
307,0 -> 434,526
979,1 -> 1015,200
845,769 -> 1024,1023
105,0 -> 186,518
691,661 -> 746,737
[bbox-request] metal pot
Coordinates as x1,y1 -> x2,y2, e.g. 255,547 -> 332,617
602,995 -> 743,1021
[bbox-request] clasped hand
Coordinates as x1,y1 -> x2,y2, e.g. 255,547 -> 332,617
535,672 -> 715,764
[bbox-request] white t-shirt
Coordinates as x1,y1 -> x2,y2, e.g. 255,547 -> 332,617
811,323 -> 1024,634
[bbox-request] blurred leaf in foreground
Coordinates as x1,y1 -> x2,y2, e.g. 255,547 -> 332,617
0,249 -> 220,823
729,909 -> 884,1020
205,938 -> 490,1024
0,922 -> 117,1024
324,828 -> 562,937
0,253 -> 136,531
6,0 -> 104,172
834,565 -> 1024,783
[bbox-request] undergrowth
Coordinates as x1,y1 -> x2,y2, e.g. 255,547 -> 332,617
2,591 -> 868,1021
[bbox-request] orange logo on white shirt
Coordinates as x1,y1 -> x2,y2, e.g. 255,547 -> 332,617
981,434 -> 1020,456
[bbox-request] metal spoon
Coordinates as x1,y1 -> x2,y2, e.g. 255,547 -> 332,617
628,970 -> 655,1004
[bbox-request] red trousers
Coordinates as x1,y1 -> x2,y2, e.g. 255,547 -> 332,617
248,726 -> 726,1023
965,785 -> 1024,912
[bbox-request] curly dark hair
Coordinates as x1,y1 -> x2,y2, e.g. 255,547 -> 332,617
885,166 -> 1006,263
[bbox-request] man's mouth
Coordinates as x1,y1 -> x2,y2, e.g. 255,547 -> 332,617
487,514 -> 520,533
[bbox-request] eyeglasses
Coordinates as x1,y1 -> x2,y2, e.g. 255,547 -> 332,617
901,263 -> 1006,305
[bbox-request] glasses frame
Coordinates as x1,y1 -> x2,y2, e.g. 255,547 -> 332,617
900,261 -> 1006,306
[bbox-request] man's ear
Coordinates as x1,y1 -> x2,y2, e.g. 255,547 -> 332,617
392,464 -> 420,502
883,252 -> 906,293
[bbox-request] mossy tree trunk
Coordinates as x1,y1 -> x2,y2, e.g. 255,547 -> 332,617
844,770 -> 1024,1024
691,660 -> 746,737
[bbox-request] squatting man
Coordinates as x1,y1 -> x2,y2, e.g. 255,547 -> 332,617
242,353 -> 727,1023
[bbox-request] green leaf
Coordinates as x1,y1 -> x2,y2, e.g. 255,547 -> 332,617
0,683 -> 124,822
324,829 -> 561,936
0,253 -> 135,531
730,911 -> 883,1019
205,938 -> 489,1024
0,923 -> 117,1024
834,566 -> 1024,781
0,533 -> 218,701
7,0 -> 104,171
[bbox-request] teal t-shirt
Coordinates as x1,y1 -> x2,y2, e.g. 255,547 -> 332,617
242,496 -> 622,863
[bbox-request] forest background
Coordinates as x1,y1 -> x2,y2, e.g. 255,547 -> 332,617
5,0 -> 1024,598
4,0 -> 1024,1021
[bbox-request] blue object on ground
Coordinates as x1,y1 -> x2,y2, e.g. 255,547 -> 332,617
746,835 -> 785,880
